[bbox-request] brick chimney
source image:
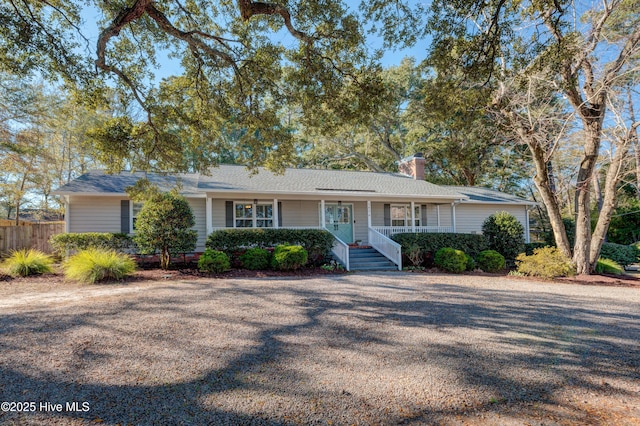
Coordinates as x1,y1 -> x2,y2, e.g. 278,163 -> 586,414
398,153 -> 426,180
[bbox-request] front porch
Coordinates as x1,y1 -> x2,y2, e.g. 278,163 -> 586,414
206,198 -> 460,272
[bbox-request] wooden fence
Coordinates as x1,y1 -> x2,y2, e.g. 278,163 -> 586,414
0,222 -> 66,256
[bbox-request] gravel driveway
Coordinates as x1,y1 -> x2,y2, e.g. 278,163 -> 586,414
1,273 -> 639,425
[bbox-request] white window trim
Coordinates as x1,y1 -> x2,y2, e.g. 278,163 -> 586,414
130,201 -> 145,233
233,201 -> 274,228
390,204 -> 421,227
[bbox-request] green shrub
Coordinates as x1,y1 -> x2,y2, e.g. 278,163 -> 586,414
2,249 -> 54,277
465,254 -> 476,271
63,248 -> 136,284
482,211 -> 525,262
434,247 -> 467,273
206,229 -> 333,265
50,233 -> 135,256
476,250 -> 506,273
240,247 -> 271,270
197,249 -> 230,273
599,242 -> 637,267
392,233 -> 488,266
133,192 -> 198,269
271,245 -> 308,270
516,247 -> 576,279
595,258 -> 624,275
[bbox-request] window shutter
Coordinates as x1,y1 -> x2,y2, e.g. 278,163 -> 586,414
421,205 -> 427,226
278,201 -> 283,227
225,201 -> 234,227
384,204 -> 391,226
121,200 -> 130,233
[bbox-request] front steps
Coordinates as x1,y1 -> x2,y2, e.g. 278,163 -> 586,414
348,247 -> 398,271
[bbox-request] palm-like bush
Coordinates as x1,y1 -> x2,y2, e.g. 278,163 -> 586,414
2,249 -> 54,277
63,248 -> 136,284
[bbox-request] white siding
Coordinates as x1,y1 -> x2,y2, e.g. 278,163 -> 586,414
455,204 -> 527,234
281,200 -> 321,227
69,196 -> 123,233
187,198 -> 206,251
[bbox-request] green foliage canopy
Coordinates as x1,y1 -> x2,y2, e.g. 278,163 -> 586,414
133,191 -> 197,269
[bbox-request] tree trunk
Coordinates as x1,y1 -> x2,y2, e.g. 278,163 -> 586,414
590,140 -> 627,266
161,248 -> 171,270
573,117 -> 603,274
528,139 -> 571,257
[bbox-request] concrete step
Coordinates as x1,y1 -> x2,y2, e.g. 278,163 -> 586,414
348,247 -> 398,271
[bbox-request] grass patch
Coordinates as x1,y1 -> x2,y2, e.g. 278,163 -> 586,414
63,248 -> 136,284
2,249 -> 54,277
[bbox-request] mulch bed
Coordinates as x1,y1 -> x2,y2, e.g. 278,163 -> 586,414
3,267 -> 640,288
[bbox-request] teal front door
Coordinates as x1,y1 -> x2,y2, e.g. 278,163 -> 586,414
324,204 -> 354,243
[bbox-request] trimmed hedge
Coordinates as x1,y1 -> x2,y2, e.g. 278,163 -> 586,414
391,233 -> 488,266
240,248 -> 271,270
206,229 -> 333,265
434,247 -> 467,273
50,233 -> 135,255
198,249 -> 230,273
482,211 -> 525,262
272,245 -> 308,270
476,250 -> 506,273
599,242 -> 637,267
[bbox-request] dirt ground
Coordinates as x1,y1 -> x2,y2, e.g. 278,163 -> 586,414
1,270 -> 639,425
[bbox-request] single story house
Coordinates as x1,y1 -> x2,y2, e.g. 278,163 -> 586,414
53,154 -> 535,270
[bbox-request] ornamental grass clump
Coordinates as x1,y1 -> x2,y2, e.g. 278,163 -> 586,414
2,249 -> 54,277
595,258 -> 624,275
434,247 -> 467,273
197,249 -> 230,273
63,248 -> 136,284
515,247 -> 576,279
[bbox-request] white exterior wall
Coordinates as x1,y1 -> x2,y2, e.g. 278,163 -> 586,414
187,198 -> 207,251
69,196 -> 206,251
68,196 -> 123,233
281,200 -> 321,227
455,204 -> 527,234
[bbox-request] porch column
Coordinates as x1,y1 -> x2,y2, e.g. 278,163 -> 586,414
205,197 -> 213,234
64,196 -> 71,233
320,199 -> 326,229
367,201 -> 372,228
273,198 -> 279,228
411,201 -> 416,232
437,205 -> 441,227
451,202 -> 457,233
525,206 -> 531,243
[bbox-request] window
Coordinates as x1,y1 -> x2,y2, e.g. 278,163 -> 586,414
391,204 -> 421,227
234,202 -> 273,228
132,202 -> 145,231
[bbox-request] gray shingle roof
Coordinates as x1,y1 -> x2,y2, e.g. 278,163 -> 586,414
447,186 -> 536,205
53,170 -> 200,195
197,165 -> 464,200
53,166 -> 533,205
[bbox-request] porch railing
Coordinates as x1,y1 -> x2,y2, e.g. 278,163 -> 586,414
372,226 -> 453,238
323,226 -> 350,271
368,227 -> 402,271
